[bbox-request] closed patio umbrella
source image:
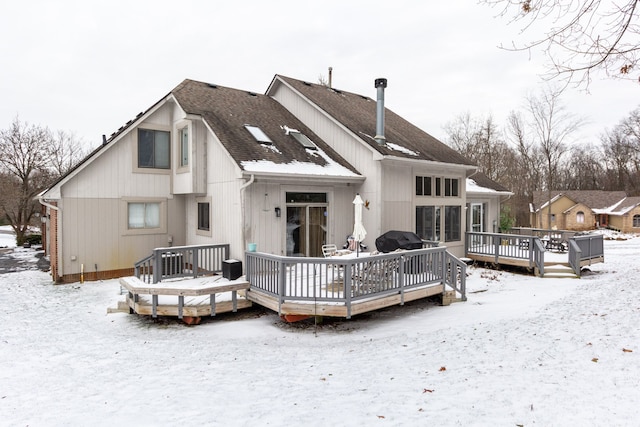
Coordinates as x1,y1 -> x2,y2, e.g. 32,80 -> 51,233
352,193 -> 366,256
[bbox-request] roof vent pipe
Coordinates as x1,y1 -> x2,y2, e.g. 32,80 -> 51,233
328,66 -> 333,88
374,78 -> 387,145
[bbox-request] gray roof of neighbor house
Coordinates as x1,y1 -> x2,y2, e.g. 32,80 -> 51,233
172,79 -> 360,176
271,75 -> 476,167
532,190 -> 628,212
610,196 -> 640,214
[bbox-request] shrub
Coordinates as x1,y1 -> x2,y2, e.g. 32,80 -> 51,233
25,234 -> 42,245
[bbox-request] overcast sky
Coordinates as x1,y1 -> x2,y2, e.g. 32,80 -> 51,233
1,0 -> 636,150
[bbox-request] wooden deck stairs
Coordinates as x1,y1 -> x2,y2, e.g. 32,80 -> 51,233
543,263 -> 579,279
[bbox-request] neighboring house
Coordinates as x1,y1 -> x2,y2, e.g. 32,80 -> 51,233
606,196 -> 640,232
39,75 -> 506,283
529,190 -> 634,231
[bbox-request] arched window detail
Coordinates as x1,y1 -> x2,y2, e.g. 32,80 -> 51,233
576,211 -> 585,224
633,214 -> 640,228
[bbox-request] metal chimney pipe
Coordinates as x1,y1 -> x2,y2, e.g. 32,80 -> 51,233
328,66 -> 333,88
374,78 -> 387,145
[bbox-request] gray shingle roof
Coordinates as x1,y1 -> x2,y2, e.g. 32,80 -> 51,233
468,171 -> 511,193
610,196 -> 640,214
275,75 -> 476,166
172,79 -> 360,175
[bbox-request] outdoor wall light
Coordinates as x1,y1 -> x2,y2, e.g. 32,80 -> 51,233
275,207 -> 281,217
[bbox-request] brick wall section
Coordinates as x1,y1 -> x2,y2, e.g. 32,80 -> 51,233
57,267 -> 135,284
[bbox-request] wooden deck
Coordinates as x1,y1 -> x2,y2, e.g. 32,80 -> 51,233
120,275 -> 251,323
465,231 -> 605,277
246,283 -> 447,319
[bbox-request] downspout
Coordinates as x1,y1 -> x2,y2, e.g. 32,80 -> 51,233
38,197 -> 60,281
240,175 -> 255,253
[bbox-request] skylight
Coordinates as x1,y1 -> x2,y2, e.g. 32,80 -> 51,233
244,125 -> 272,144
290,130 -> 317,150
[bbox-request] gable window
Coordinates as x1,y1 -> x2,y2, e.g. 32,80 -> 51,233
444,178 -> 459,197
576,211 -> 585,223
128,202 -> 160,229
138,129 -> 170,169
416,176 -> 432,196
180,127 -> 189,167
198,202 -> 210,231
633,214 -> 640,228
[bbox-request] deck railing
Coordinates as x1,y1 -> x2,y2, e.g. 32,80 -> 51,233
467,231 -> 604,277
134,244 -> 230,284
245,246 -> 466,318
465,231 -> 545,271
568,234 -> 604,277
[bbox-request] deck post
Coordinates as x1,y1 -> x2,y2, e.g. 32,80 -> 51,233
178,295 -> 184,319
153,249 -> 161,284
345,264 -> 352,319
192,247 -> 199,279
152,295 -> 158,318
232,290 -> 238,312
278,259 -> 286,315
210,294 -> 216,316
398,255 -> 405,306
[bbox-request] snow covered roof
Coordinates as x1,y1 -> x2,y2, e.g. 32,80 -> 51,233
466,172 -> 512,196
605,196 -> 640,215
171,79 -> 362,179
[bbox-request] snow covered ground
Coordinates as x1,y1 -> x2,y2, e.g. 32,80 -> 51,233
1,231 -> 639,426
0,225 -> 17,248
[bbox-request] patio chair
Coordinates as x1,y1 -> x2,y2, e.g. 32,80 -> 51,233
322,244 -> 338,258
321,244 -> 343,288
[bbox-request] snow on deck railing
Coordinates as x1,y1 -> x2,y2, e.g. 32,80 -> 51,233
245,246 -> 466,318
134,244 -> 230,284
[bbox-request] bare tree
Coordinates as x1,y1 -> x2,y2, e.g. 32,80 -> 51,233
601,106 -> 640,194
483,0 -> 640,87
444,113 -> 517,183
49,129 -> 87,178
559,144 -> 605,189
0,117 -> 55,245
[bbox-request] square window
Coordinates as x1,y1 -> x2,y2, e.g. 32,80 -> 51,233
128,202 -> 160,229
416,176 -> 435,196
138,129 -> 170,169
444,178 -> 459,197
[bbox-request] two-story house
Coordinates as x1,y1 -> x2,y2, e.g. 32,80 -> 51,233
40,75 -> 508,283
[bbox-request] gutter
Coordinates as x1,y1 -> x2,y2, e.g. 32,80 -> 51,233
38,197 -> 60,211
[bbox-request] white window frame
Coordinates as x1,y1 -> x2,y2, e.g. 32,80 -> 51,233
121,198 -> 168,236
133,125 -> 172,175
